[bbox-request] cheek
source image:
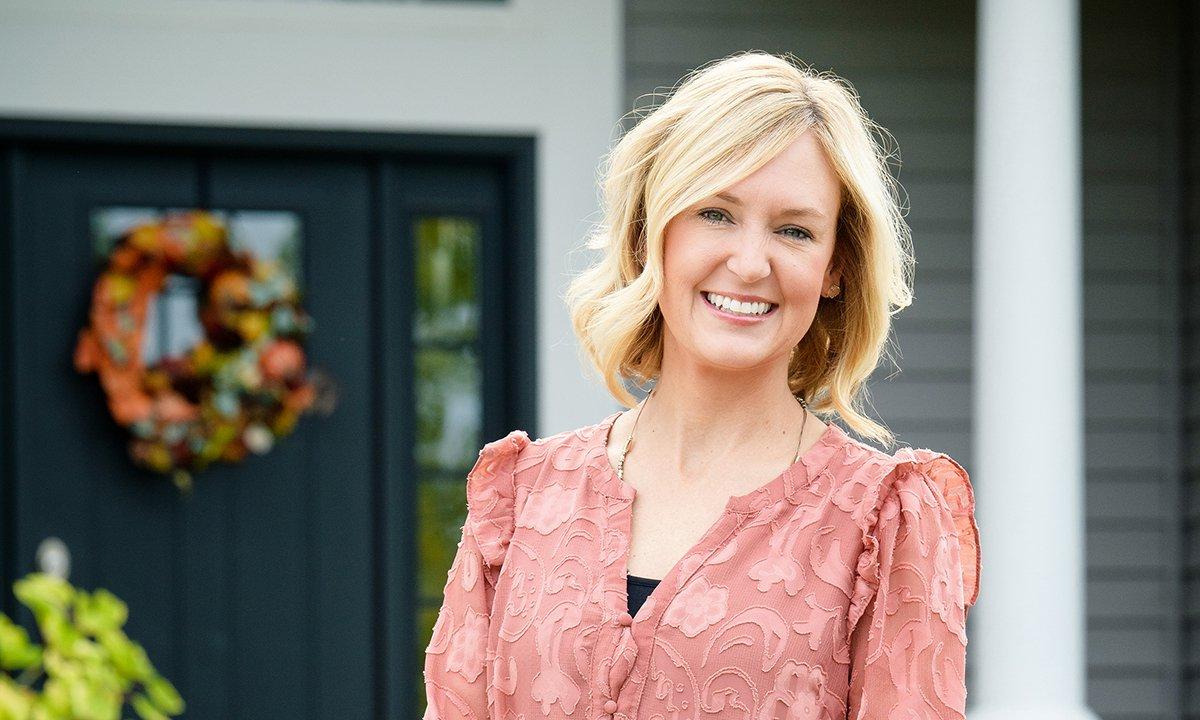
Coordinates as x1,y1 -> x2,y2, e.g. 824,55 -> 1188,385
776,260 -> 826,306
661,227 -> 713,289
661,221 -> 690,265
800,271 -> 827,300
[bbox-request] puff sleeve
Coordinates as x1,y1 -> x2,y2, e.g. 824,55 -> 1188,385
423,430 -> 530,720
846,451 -> 981,720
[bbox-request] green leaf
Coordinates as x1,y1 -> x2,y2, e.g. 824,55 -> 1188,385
73,591 -> 127,636
0,616 -> 42,671
41,650 -> 75,680
0,676 -> 35,720
38,677 -> 70,716
36,614 -> 78,652
142,677 -> 183,716
98,632 -> 151,682
67,675 -> 120,720
129,694 -> 166,720
2,574 -> 184,719
12,576 -> 73,617
66,637 -> 104,664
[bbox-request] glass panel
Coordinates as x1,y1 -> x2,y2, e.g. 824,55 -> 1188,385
414,216 -> 480,345
226,209 -> 304,283
414,346 -> 482,470
142,274 -> 204,366
89,207 -> 304,367
412,215 -> 483,714
417,477 -> 468,601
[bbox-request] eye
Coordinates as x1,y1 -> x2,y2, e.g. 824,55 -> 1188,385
698,209 -> 813,242
781,227 -> 814,241
698,208 -> 728,225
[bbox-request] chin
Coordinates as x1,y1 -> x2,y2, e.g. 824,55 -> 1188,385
691,343 -> 783,371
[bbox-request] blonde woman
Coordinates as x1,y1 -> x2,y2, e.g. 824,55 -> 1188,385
423,51 -> 981,720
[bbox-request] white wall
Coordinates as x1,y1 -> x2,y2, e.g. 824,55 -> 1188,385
0,0 -> 624,434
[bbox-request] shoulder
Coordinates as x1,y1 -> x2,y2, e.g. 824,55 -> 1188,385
843,439 -> 980,631
891,448 -> 978,603
467,415 -> 600,490
463,430 -> 529,568
845,440 -> 975,531
880,446 -> 977,595
836,437 -> 975,548
464,415 -> 612,566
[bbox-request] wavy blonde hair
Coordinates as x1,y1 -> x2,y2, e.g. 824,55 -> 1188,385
564,51 -> 915,447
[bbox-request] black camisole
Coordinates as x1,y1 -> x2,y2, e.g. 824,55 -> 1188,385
625,573 -> 661,618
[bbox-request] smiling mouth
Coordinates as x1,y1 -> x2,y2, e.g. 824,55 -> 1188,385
701,291 -> 778,317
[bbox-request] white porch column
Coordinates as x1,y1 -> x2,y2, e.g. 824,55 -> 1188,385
971,0 -> 1098,718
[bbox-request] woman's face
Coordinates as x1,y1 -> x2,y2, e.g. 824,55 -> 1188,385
658,131 -> 843,376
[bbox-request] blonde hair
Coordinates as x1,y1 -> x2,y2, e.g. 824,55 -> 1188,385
564,51 -> 915,447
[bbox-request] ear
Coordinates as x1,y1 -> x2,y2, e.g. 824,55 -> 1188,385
825,260 -> 843,292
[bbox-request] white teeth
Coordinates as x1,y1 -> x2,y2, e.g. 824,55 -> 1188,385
704,292 -> 775,316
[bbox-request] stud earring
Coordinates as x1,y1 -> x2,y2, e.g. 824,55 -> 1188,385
823,284 -> 841,298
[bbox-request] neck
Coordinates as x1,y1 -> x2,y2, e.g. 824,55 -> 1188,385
633,351 -> 810,479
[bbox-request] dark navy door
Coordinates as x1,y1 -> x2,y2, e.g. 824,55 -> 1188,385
0,122 -> 535,719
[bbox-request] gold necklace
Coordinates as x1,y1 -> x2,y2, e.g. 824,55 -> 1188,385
614,385 -> 811,481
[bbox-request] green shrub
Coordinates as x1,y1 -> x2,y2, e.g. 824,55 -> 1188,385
0,573 -> 184,720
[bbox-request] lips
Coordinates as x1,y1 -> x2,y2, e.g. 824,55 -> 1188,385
701,291 -> 778,319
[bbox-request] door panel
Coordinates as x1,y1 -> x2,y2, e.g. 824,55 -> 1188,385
13,146 -> 200,690
205,155 -> 376,718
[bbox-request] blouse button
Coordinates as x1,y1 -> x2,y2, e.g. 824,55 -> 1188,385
617,611 -> 633,626
604,699 -> 618,713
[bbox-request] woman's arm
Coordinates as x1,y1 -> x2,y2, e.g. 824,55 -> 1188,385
847,456 -> 979,719
422,516 -> 496,720
422,429 -> 531,720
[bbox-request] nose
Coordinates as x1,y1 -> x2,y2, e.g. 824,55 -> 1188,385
724,230 -> 773,284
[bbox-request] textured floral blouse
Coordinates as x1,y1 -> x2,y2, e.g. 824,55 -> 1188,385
423,410 -> 981,720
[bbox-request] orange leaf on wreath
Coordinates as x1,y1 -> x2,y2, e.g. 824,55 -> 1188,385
260,340 -> 305,383
74,328 -> 100,373
155,392 -> 200,424
111,391 -> 154,426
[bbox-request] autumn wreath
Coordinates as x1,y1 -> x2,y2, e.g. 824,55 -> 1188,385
74,210 -> 330,491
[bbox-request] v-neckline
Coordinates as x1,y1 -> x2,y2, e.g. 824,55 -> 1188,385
588,407 -> 847,627
592,407 -> 846,513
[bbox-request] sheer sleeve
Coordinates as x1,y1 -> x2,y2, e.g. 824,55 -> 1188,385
846,452 -> 981,720
423,430 -> 530,720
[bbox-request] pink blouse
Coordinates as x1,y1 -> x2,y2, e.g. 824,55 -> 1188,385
423,409 -> 981,720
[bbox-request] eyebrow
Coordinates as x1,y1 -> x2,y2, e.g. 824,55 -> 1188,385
715,192 -> 827,220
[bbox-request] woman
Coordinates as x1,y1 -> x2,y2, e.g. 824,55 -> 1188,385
423,51 -> 981,720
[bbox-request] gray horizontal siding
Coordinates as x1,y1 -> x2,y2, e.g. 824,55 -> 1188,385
1085,0 -> 1185,717
1182,0 -> 1200,714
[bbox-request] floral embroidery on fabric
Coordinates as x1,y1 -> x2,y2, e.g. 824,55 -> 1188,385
445,606 -> 488,683
663,575 -> 730,638
749,550 -> 805,595
701,606 -> 790,672
423,414 -> 981,720
457,547 -> 479,593
757,660 -> 835,720
748,524 -> 808,596
517,482 -> 578,535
